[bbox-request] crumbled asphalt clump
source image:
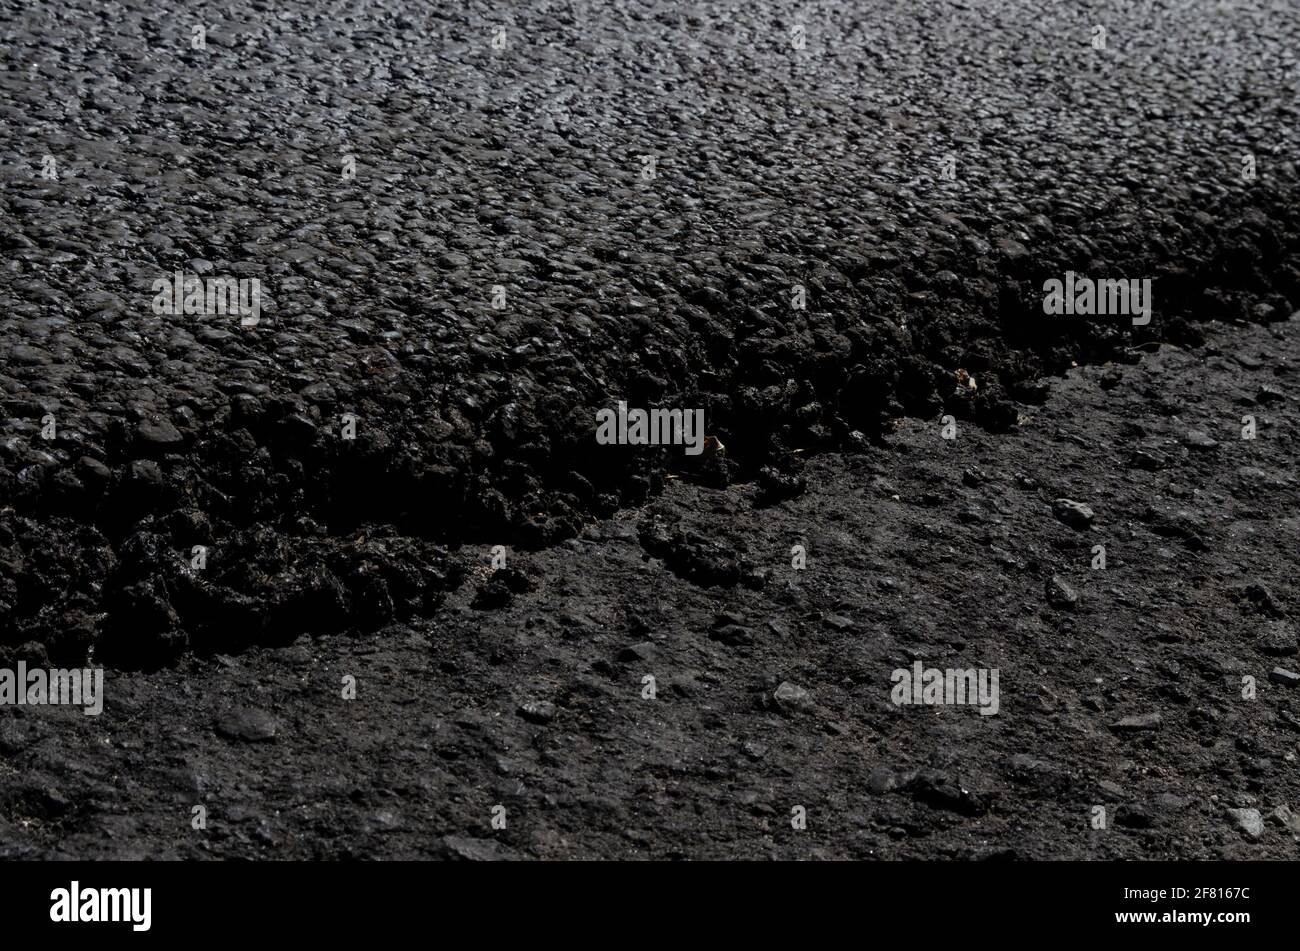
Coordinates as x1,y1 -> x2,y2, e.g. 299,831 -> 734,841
471,565 -> 534,610
637,514 -> 766,589
18,513 -> 462,668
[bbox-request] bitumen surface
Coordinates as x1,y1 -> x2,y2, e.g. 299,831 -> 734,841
1,0 -> 1299,858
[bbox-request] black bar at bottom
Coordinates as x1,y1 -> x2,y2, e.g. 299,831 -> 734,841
0,860 -> 1280,938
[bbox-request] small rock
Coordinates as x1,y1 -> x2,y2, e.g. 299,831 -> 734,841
1154,792 -> 1191,811
135,416 -> 183,447
1099,367 -> 1124,390
773,681 -> 814,714
866,766 -> 898,794
1181,429 -> 1219,450
1051,498 -> 1094,529
741,741 -> 768,761
77,456 -> 113,487
10,345 -> 51,366
1110,713 -> 1162,732
1116,804 -> 1154,828
492,567 -> 534,594
908,769 -> 988,817
215,708 -> 280,743
765,619 -> 791,638
518,700 -> 556,724
756,466 -> 807,504
1242,584 -> 1285,618
1145,508 -> 1207,549
126,458 -> 161,486
1045,575 -> 1079,610
1270,805 -> 1300,833
617,642 -> 656,662
444,835 -> 515,861
711,624 -> 754,645
471,578 -> 512,610
1259,622 -> 1297,656
823,614 -> 854,631
711,614 -> 755,645
299,381 -> 337,405
1226,807 -> 1264,840
1268,667 -> 1300,688
1125,450 -> 1166,471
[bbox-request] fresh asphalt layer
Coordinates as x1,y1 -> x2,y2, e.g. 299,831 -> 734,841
1,0 -> 1299,857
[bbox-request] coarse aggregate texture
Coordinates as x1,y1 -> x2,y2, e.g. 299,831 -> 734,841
4,314 -> 1300,860
2,0 -> 1300,861
2,0 -> 1300,662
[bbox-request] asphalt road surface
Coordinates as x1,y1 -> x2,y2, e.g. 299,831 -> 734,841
1,0 -> 1299,858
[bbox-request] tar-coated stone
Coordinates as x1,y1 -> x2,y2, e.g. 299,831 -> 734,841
1051,499 -> 1095,530
1110,713 -> 1163,733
